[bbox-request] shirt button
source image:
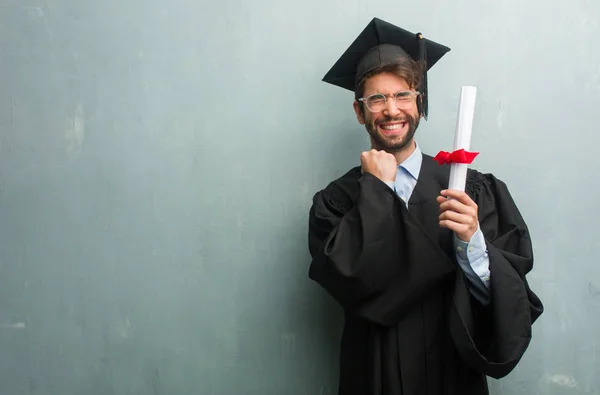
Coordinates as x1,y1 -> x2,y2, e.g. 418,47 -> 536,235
457,246 -> 463,252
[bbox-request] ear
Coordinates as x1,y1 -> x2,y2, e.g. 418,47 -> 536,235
353,101 -> 365,125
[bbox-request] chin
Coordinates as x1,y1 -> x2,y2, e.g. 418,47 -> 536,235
380,134 -> 408,147
368,125 -> 416,152
383,136 -> 415,152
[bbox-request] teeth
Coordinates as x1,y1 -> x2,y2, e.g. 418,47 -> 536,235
381,123 -> 404,130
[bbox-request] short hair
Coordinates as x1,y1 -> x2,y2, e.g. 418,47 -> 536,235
354,56 -> 425,101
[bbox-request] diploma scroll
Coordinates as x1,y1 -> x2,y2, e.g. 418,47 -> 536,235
448,86 -> 477,192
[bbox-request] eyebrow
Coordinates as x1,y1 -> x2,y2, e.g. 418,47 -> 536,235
366,89 -> 412,96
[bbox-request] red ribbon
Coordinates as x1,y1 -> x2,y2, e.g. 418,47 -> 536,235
433,149 -> 479,165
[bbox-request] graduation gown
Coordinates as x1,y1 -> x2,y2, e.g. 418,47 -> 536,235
307,153 -> 543,395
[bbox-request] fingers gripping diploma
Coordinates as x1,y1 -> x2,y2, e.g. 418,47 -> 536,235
437,189 -> 479,242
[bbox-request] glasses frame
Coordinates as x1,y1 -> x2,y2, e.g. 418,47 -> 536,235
357,90 -> 421,113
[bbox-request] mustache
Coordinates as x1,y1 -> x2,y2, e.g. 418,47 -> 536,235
374,116 -> 413,126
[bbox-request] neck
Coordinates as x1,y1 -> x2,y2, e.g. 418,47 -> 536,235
371,139 -> 417,165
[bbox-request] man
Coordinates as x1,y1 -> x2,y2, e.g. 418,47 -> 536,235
307,18 -> 543,395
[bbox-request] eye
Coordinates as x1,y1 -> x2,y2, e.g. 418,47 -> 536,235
395,91 -> 412,101
366,94 -> 386,106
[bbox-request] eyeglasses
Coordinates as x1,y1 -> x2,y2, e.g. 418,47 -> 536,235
357,90 -> 420,113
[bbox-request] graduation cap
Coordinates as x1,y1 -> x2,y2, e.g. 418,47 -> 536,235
322,17 -> 451,118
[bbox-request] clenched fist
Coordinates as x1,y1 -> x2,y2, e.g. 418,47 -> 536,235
360,149 -> 397,182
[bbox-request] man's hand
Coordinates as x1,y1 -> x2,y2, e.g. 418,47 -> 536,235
437,189 -> 479,242
360,150 -> 397,182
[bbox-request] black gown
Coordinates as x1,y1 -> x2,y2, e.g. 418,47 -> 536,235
307,153 -> 543,395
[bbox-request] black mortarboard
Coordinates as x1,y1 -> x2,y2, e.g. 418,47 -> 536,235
322,17 -> 451,118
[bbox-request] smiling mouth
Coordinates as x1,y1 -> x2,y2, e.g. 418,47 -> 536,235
378,122 -> 407,134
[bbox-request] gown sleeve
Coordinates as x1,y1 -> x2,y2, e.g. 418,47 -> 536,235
308,172 -> 456,326
449,170 -> 544,379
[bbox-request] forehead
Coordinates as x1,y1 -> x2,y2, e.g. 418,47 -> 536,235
363,72 -> 411,95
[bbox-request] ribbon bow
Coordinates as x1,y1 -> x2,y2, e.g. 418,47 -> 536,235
433,149 -> 479,165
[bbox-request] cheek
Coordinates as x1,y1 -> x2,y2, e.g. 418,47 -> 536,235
365,112 -> 380,126
410,104 -> 420,118
403,106 -> 419,121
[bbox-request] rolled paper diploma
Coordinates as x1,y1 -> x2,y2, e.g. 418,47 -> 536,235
448,86 -> 477,192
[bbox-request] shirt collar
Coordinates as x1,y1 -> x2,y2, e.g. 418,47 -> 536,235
398,141 -> 422,180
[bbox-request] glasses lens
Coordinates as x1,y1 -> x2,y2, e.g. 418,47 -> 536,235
366,94 -> 386,112
394,91 -> 415,109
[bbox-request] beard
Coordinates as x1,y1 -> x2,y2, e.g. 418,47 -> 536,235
365,113 -> 420,152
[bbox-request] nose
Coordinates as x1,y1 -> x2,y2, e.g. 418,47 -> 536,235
382,95 -> 401,117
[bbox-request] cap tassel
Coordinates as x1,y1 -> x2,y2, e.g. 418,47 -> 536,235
416,33 -> 428,119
